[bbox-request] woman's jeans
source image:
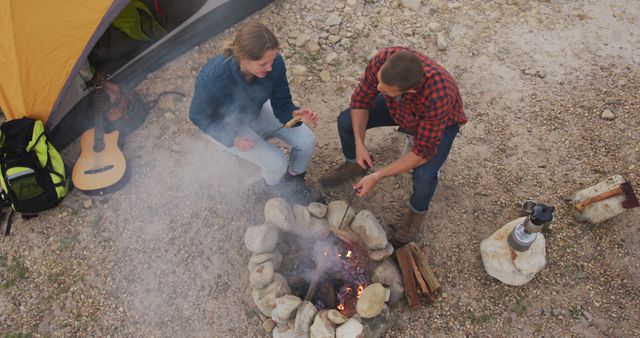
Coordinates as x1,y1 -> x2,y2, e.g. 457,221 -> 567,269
221,101 -> 316,185
337,94 -> 460,213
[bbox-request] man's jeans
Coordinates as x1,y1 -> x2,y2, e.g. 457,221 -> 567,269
221,101 -> 316,185
337,94 -> 460,213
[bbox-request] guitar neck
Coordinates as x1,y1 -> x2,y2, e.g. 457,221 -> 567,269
93,89 -> 107,152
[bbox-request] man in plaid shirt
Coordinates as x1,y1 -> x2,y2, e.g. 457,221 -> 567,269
320,47 -> 467,245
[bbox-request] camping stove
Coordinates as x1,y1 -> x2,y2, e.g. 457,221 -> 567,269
507,202 -> 555,252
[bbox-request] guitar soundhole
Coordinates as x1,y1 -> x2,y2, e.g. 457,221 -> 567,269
84,165 -> 114,174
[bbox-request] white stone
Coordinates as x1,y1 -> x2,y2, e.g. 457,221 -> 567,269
600,109 -> 615,120
249,261 -> 274,289
308,202 -> 327,218
368,242 -> 394,261
293,204 -> 311,226
356,283 -> 386,318
310,311 -> 336,338
428,22 -> 442,32
295,33 -> 311,47
370,259 -> 404,305
328,35 -> 342,44
325,52 -> 339,64
319,70 -> 331,82
327,309 -> 347,325
400,0 -> 421,11
351,210 -> 388,250
292,65 -> 309,77
326,14 -> 343,26
572,175 -> 626,224
265,197 -> 295,231
336,318 -> 363,338
275,295 -> 302,321
244,223 -> 279,253
327,201 -> 356,228
252,274 -> 291,316
289,205 -> 330,238
273,327 -> 301,338
295,301 -> 318,334
480,218 -> 546,286
248,250 -> 283,271
306,40 -> 321,55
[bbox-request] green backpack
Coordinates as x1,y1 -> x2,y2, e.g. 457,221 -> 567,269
0,118 -> 69,235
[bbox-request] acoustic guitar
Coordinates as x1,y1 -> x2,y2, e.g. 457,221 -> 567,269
72,74 -> 127,192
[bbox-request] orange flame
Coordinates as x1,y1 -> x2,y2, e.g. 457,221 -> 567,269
346,250 -> 352,258
337,304 -> 344,312
357,285 -> 364,298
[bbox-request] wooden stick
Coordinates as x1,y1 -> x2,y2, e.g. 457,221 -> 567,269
329,227 -> 361,246
407,242 -> 441,294
305,264 -> 324,301
395,246 -> 421,309
421,245 -> 436,303
408,249 -> 430,296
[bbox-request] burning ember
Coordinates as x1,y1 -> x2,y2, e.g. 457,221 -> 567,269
309,234 -> 370,317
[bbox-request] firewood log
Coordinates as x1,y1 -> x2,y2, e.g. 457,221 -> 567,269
407,242 -> 441,294
408,250 -> 431,299
395,246 -> 421,309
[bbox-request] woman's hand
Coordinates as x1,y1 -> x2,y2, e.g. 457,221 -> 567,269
353,172 -> 382,197
293,108 -> 318,128
233,136 -> 255,151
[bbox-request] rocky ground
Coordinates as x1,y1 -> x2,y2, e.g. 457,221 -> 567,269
1,0 -> 639,337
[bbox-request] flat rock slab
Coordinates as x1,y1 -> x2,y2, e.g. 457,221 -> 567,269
480,217 -> 546,286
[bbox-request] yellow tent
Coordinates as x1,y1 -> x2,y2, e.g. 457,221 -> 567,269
0,0 -> 128,124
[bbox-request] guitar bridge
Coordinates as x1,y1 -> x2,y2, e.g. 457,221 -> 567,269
84,165 -> 114,174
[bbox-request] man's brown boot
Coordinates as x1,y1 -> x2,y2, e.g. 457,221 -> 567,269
389,208 -> 427,246
319,162 -> 367,188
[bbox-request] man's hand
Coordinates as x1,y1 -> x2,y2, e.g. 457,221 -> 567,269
355,144 -> 374,170
293,108 -> 318,127
353,172 -> 382,197
233,136 -> 255,151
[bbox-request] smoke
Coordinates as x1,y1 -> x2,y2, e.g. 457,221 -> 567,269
99,97 -> 271,335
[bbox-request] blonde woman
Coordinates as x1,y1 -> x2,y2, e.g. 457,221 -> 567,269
190,22 -> 319,201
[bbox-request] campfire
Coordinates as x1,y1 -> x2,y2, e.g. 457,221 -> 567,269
305,233 -> 369,318
243,198 -> 403,337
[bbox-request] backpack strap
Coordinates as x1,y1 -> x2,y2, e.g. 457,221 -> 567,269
0,191 -> 11,236
1,210 -> 37,237
2,209 -> 13,236
42,146 -> 66,188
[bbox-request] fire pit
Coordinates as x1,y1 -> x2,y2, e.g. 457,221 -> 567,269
243,198 -> 405,337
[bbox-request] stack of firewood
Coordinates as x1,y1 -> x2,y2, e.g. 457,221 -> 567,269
395,242 -> 441,309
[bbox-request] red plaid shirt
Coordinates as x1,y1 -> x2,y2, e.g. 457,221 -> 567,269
350,47 -> 467,161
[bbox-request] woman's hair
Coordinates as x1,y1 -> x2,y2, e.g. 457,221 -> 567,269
223,22 -> 279,61
380,50 -> 425,91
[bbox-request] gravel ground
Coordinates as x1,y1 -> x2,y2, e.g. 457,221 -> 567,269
1,0 -> 639,337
